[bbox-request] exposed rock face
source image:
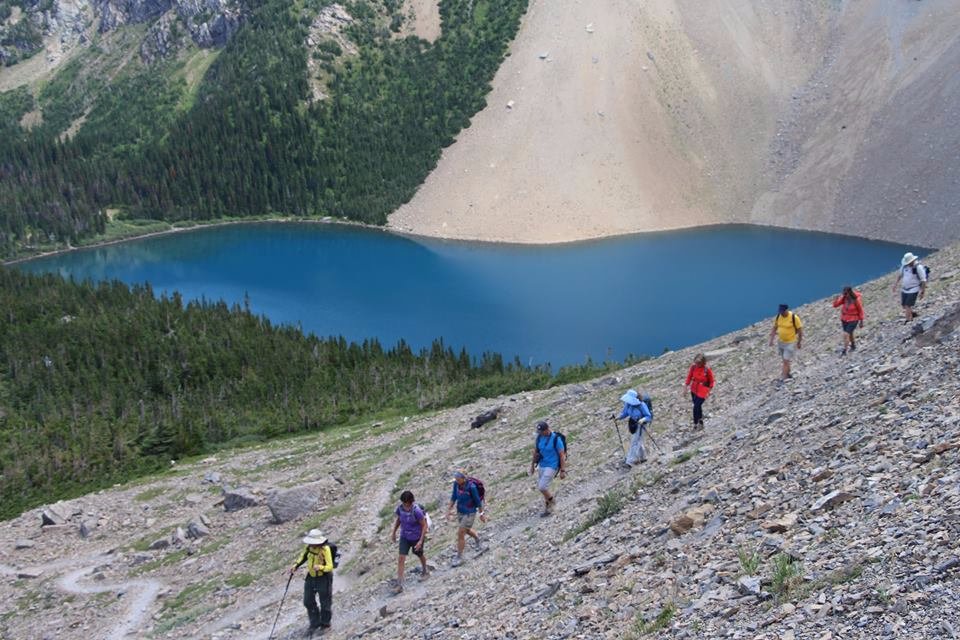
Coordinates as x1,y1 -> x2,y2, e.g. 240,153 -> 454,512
222,487 -> 259,512
267,486 -> 321,524
1,0 -> 242,67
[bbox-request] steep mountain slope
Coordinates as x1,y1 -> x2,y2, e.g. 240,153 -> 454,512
1,245 -> 957,638
389,0 -> 960,248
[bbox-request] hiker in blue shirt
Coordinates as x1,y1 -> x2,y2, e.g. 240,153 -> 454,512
616,389 -> 651,467
528,421 -> 566,517
444,470 -> 485,566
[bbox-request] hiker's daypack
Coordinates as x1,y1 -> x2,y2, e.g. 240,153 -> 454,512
773,312 -> 800,331
642,394 -> 653,419
534,431 -> 568,464
912,263 -> 931,280
417,503 -> 433,533
396,504 -> 433,534
467,477 -> 485,506
326,542 -> 341,569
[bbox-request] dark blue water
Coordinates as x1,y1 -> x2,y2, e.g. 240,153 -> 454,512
16,223 -> 924,367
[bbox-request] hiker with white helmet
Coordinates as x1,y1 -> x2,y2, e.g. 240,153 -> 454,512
614,389 -> 652,467
893,252 -> 927,323
288,529 -> 334,636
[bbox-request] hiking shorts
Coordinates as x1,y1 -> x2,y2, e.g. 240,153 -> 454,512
457,513 -> 476,529
777,340 -> 797,361
537,467 -> 558,491
841,320 -> 858,334
901,291 -> 919,307
398,537 -> 424,557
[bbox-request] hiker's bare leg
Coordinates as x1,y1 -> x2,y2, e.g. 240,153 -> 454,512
465,527 -> 479,542
781,359 -> 791,379
397,554 -> 406,585
418,553 -> 428,573
456,528 -> 466,556
539,488 -> 552,506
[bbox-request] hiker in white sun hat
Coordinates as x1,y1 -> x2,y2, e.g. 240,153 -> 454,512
289,529 -> 334,635
893,251 -> 927,323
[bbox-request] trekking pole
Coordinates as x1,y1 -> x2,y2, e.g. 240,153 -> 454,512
641,421 -> 664,454
610,417 -> 626,454
269,572 -> 294,640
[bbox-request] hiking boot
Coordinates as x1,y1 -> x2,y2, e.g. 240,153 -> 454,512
546,496 -> 556,513
419,571 -> 430,581
850,342 -> 856,351
451,555 -> 462,567
840,348 -> 847,357
392,584 -> 403,594
473,533 -> 484,552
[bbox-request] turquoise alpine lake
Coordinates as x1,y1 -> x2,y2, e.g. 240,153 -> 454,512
16,223 -> 924,367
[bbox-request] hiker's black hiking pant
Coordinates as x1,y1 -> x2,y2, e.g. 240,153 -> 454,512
691,393 -> 705,425
303,573 -> 333,628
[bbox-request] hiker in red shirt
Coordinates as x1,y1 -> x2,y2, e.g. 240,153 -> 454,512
683,354 -> 714,428
832,286 -> 864,356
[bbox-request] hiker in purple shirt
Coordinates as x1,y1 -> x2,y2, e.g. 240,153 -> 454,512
391,490 -> 429,593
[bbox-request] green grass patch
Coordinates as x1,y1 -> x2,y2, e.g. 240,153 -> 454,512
770,553 -> 803,600
564,487 -> 627,541
671,449 -> 700,465
630,602 -> 676,637
133,486 -> 168,502
738,545 -> 761,576
225,572 -> 255,588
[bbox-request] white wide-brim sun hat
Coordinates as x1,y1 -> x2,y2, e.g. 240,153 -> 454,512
620,389 -> 640,405
901,252 -> 919,267
302,529 -> 327,545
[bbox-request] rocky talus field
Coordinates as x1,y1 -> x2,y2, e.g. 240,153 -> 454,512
1,245 -> 959,640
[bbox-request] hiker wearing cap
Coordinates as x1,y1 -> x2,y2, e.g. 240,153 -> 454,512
289,529 -> 333,635
614,390 -> 651,467
893,252 -> 927,323
529,421 -> 567,516
683,355 -> 714,428
391,490 -> 429,593
832,286 -> 864,355
768,304 -> 803,383
445,471 -> 485,566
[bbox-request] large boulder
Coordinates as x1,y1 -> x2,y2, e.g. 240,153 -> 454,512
223,487 -> 260,512
267,486 -> 320,524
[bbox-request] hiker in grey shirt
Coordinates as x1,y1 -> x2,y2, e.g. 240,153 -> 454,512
893,252 -> 927,323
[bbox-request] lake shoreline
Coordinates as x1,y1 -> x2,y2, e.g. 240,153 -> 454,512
3,215 -> 935,266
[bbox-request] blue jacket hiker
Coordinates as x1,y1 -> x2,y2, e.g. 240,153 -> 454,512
445,470 -> 486,566
529,421 -> 567,517
617,389 -> 651,467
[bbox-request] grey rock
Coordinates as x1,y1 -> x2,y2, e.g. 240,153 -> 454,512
186,521 -> 210,539
204,471 -> 222,484
267,486 -> 320,524
149,538 -> 170,550
17,568 -> 43,579
737,576 -> 762,597
79,520 -> 94,538
223,487 -> 260,512
936,557 -> 959,573
520,581 -> 559,606
812,490 -> 856,511
40,504 -> 69,526
14,539 -> 35,549
765,410 -> 786,425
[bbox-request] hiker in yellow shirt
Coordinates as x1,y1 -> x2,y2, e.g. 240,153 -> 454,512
288,529 -> 334,636
768,303 -> 803,383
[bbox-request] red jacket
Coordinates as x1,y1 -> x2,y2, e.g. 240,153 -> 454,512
685,365 -> 714,399
832,291 -> 864,323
